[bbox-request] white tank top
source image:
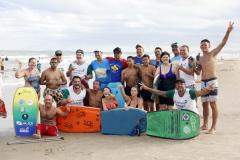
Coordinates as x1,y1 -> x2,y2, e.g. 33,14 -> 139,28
179,57 -> 195,87
70,61 -> 89,79
173,89 -> 198,114
68,86 -> 86,106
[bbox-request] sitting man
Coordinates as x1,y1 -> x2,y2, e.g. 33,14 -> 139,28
62,76 -> 86,106
34,95 -> 70,138
140,78 -> 215,114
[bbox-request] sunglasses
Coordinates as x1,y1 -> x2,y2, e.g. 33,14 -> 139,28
55,54 -> 62,56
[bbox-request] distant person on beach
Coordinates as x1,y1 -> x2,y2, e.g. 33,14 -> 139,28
139,54 -> 156,111
84,80 -> 103,109
5,56 -> 8,61
134,44 -> 144,65
102,87 -> 118,111
121,56 -> 140,96
118,85 -> 144,110
34,94 -> 70,138
15,58 -> 41,99
37,60 -> 41,73
154,52 -> 179,110
66,49 -> 89,88
40,57 -> 67,106
196,22 -> 234,134
106,47 -> 128,83
170,42 -> 182,65
178,45 -> 196,89
140,78 -> 215,114
0,57 -> 4,71
150,47 -> 162,68
62,76 -> 86,106
87,50 -> 111,90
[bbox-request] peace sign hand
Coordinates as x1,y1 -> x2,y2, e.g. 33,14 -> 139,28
227,21 -> 234,32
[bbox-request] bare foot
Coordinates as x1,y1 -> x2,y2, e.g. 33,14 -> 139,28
201,125 -> 208,130
32,134 -> 41,139
206,128 -> 216,134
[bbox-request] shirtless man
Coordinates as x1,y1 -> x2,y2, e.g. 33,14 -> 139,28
139,54 -> 156,111
34,94 -> 70,138
40,57 -> 67,106
121,56 -> 140,96
84,80 -> 103,109
197,22 -> 234,134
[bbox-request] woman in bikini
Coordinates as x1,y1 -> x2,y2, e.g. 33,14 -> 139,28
118,85 -> 144,110
102,87 -> 118,111
15,57 -> 41,99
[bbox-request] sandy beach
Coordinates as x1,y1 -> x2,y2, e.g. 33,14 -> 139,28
1,60 -> 240,160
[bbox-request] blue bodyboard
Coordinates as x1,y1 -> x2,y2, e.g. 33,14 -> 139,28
107,82 -> 125,108
101,108 -> 147,135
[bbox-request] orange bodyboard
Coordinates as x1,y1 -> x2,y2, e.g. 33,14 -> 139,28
57,106 -> 101,132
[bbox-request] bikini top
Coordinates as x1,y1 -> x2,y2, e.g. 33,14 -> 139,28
26,72 -> 41,91
159,64 -> 176,79
128,98 -> 139,108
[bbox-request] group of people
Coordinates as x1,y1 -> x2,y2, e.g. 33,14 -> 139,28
0,22 -> 234,136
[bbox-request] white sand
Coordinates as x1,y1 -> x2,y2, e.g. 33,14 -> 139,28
1,60 -> 240,160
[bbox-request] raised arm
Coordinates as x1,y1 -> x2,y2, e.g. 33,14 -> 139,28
212,22 -> 234,56
139,82 -> 166,97
56,106 -> 70,117
118,85 -> 131,104
15,60 -> 26,78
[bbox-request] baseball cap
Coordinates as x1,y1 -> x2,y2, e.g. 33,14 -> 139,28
113,47 -> 122,53
55,50 -> 62,56
175,78 -> 185,84
171,42 -> 178,48
76,49 -> 84,55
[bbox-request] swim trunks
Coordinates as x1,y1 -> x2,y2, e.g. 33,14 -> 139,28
201,77 -> 218,102
37,124 -> 58,136
140,89 -> 153,102
43,88 -> 63,104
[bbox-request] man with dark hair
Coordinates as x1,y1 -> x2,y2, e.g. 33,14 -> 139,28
121,56 -> 140,96
150,47 -> 162,68
171,42 -> 182,65
87,51 -> 111,90
197,22 -> 234,134
106,47 -> 128,82
84,80 -> 103,109
40,57 -> 67,106
139,54 -> 156,111
134,44 -> 144,64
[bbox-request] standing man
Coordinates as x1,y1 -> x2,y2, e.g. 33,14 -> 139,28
40,57 -> 67,106
106,47 -> 128,83
139,54 -> 156,111
55,50 -> 69,89
170,42 -> 182,65
178,45 -> 196,89
87,51 -> 111,90
66,49 -> 89,88
84,80 -> 103,109
121,56 -> 140,96
150,47 -> 162,68
197,22 -> 234,134
134,44 -> 144,65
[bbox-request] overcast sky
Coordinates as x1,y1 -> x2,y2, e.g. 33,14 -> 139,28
0,0 -> 239,52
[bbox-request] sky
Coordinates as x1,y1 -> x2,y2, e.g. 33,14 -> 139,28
0,0 -> 239,53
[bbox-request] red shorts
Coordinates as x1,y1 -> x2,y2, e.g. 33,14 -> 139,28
37,124 -> 58,136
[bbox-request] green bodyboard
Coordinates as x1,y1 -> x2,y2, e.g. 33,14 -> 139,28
147,110 -> 200,139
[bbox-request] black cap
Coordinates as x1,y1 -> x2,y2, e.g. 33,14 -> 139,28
76,49 -> 84,54
175,78 -> 185,84
113,47 -> 121,53
171,42 -> 178,48
55,50 -> 62,55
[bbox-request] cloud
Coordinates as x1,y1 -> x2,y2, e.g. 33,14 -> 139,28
0,0 -> 239,51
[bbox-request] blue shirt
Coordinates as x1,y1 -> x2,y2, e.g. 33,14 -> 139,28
134,56 -> 143,65
106,57 -> 127,82
171,55 -> 182,63
150,59 -> 161,68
